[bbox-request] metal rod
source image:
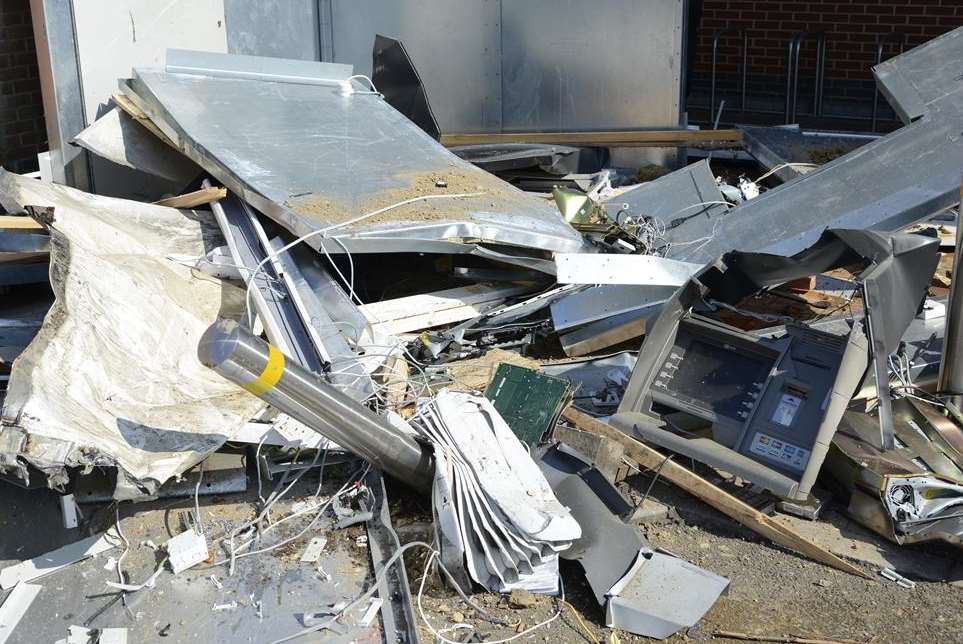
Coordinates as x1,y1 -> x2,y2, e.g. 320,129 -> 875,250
740,31 -> 749,111
784,36 -> 797,123
711,26 -> 746,118
937,177 -> 963,414
198,319 -> 434,492
814,35 -> 826,116
792,37 -> 806,122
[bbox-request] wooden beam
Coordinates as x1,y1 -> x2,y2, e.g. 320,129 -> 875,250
111,93 -> 180,150
154,187 -> 227,209
561,407 -> 872,579
0,216 -> 45,232
440,129 -> 743,149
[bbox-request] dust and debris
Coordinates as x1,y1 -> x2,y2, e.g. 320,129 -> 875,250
284,168 -> 546,229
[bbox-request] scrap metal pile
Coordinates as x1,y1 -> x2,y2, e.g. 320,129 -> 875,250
1,26 -> 963,644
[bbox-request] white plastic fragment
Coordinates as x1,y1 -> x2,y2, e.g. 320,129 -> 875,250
103,557 -> 117,571
0,583 -> 41,644
0,532 -> 116,590
300,536 -> 327,563
63,626 -> 127,644
355,535 -> 368,548
212,601 -> 238,612
59,494 -> 79,529
209,575 -> 223,590
357,597 -> 382,627
166,529 -> 209,574
881,567 -> 916,589
105,561 -> 165,592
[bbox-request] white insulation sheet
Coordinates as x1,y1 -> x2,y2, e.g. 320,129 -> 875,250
0,170 -> 264,486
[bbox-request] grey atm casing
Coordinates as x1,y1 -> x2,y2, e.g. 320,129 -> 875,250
613,279 -> 869,501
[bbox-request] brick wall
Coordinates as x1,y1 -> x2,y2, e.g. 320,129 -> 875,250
688,0 -> 963,128
0,0 -> 46,174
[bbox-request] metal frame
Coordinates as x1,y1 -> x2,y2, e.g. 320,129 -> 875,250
364,469 -> 421,644
710,25 -> 749,118
29,0 -> 90,190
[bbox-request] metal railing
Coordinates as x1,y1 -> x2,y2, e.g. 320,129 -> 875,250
710,25 -> 749,119
785,31 -> 827,124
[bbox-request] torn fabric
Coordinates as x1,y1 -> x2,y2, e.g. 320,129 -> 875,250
0,170 -> 265,489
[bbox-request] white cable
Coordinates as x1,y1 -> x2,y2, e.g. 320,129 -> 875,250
755,162 -> 818,183
243,192 -> 484,328
417,550 -> 562,644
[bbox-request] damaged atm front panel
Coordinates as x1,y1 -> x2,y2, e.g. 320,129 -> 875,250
612,230 -> 939,501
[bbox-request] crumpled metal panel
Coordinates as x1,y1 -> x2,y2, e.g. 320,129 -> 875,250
612,159 -> 728,236
72,107 -> 200,184
123,50 -> 583,256
538,443 -> 727,639
664,26 -> 963,265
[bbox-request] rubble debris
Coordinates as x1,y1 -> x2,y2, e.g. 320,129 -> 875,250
442,349 -> 541,394
4,18 -> 963,644
667,30 -> 963,265
0,583 -> 41,644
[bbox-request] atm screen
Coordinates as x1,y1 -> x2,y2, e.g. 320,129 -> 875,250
654,337 -> 775,422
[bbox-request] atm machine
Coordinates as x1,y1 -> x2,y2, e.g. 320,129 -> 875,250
611,229 -> 940,504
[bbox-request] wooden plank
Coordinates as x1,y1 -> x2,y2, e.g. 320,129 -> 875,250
154,187 -> 227,209
383,354 -> 410,412
440,129 -> 743,148
361,284 -> 531,335
0,216 -> 44,232
111,93 -> 180,150
561,407 -> 872,579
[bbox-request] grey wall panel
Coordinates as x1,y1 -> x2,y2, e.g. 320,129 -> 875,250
500,0 -> 684,132
225,0 -> 320,61
329,0 -> 503,133
326,0 -> 683,134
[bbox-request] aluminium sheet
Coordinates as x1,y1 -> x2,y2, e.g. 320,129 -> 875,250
123,50 -> 583,256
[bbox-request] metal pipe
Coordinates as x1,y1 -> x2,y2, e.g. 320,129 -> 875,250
937,178 -> 963,411
198,319 -> 434,492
